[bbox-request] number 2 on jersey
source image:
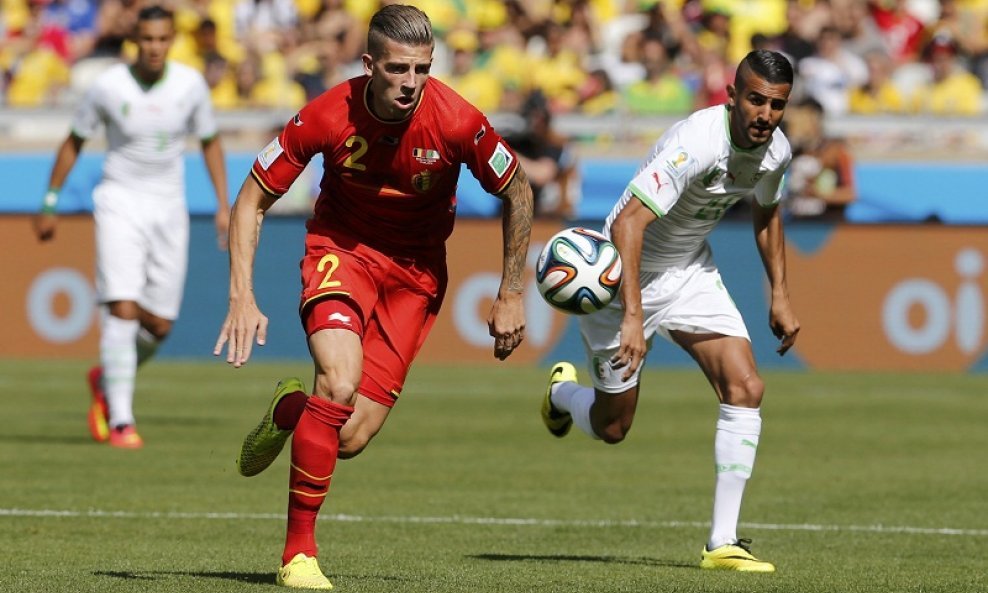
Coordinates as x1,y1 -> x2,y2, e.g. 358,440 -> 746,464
317,254 -> 342,289
344,135 -> 368,171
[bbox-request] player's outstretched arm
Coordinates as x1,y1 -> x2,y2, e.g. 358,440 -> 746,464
609,198 -> 654,379
752,202 -> 800,354
488,168 -> 534,360
201,135 -> 230,251
214,175 -> 278,367
33,134 -> 84,242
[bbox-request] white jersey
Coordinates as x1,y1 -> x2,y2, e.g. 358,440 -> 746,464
603,105 -> 791,270
71,61 -> 218,198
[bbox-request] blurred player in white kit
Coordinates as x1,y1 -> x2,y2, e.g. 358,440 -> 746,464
33,5 -> 229,448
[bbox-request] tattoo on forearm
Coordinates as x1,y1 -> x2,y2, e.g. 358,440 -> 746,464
501,170 -> 534,292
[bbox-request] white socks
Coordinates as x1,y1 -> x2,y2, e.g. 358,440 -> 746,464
552,382 -> 764,550
708,403 -> 762,550
551,381 -> 600,440
101,315 -> 139,428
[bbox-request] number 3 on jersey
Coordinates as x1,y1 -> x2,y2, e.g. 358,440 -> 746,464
318,254 -> 342,289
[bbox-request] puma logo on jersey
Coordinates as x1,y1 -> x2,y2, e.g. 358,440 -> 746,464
652,171 -> 663,192
328,312 -> 352,325
293,113 -> 303,126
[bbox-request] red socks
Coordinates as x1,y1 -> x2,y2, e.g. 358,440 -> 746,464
282,397 -> 353,565
273,390 -> 308,430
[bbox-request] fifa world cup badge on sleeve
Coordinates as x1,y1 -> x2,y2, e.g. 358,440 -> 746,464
257,137 -> 284,171
663,147 -> 692,178
487,142 -> 513,178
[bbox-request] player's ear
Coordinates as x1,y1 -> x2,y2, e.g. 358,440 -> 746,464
726,83 -> 736,110
361,53 -> 373,77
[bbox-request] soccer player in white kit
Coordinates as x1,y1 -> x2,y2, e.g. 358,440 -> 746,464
542,50 -> 800,572
33,6 -> 229,449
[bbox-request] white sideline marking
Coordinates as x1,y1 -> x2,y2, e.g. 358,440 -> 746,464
1,508 -> 986,537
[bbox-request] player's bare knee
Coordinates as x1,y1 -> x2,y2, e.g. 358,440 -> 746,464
723,374 -> 764,408
107,301 -> 139,320
595,416 -> 632,444
599,427 -> 627,444
312,376 -> 359,405
143,320 -> 172,341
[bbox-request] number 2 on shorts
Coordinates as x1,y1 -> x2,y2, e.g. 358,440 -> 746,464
317,253 -> 342,289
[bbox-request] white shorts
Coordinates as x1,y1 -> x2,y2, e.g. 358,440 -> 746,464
578,247 -> 749,393
92,182 -> 189,320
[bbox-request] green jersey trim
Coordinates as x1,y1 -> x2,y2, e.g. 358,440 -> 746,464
628,184 -> 666,218
723,106 -> 759,153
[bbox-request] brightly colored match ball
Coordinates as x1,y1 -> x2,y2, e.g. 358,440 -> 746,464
535,227 -> 622,315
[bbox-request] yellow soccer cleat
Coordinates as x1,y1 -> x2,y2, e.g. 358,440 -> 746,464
700,538 -> 776,573
277,553 -> 333,590
542,362 -> 577,437
237,378 -> 305,477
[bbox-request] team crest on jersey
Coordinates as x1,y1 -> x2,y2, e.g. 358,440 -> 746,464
412,170 -> 435,192
413,148 -> 440,165
663,147 -> 692,178
488,142 -> 513,178
751,170 -> 766,184
257,137 -> 284,171
702,168 -> 726,187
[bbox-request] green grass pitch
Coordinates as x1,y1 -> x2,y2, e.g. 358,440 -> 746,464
1,360 -> 986,593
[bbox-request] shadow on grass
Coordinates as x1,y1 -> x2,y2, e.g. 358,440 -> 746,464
95,570 -> 272,584
136,414 -> 226,427
96,570 -> 415,585
1,434 -> 94,445
468,553 -> 695,569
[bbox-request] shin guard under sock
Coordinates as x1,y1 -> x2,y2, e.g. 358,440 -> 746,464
283,397 -> 354,564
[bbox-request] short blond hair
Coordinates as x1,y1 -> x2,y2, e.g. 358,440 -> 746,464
367,4 -> 434,56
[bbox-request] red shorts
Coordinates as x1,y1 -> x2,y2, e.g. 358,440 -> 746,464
299,231 -> 447,407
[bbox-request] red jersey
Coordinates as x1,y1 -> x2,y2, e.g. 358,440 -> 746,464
252,76 -> 519,255
870,5 -> 924,63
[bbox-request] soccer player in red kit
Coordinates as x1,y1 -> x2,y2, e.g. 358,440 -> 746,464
213,4 -> 534,590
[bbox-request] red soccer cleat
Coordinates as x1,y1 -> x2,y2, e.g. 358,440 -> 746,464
108,424 -> 143,449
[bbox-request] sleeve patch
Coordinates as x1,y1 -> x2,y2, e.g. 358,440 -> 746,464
663,147 -> 693,178
257,137 -> 284,171
487,141 -> 513,178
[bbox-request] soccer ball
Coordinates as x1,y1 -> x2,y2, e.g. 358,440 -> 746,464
535,227 -> 622,315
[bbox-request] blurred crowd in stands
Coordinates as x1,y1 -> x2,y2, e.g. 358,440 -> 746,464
4,0 -> 988,116
3,0 -> 986,219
